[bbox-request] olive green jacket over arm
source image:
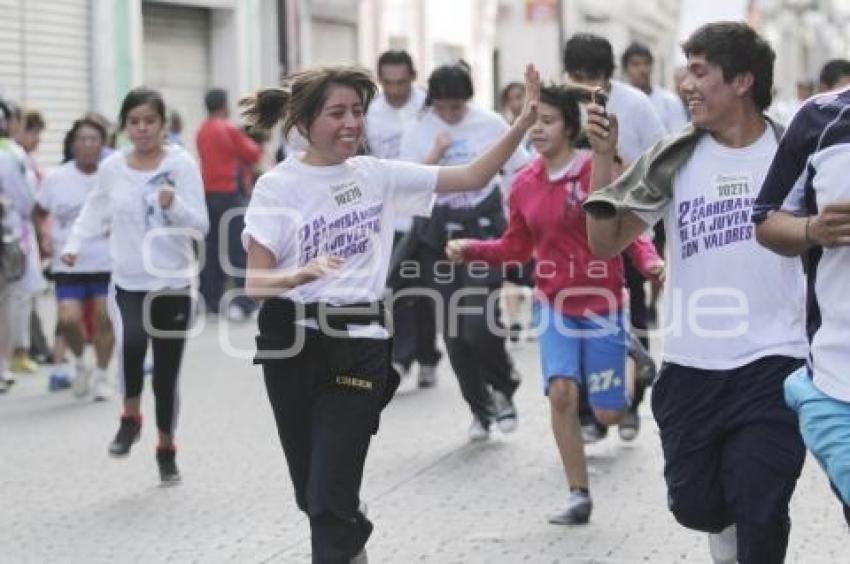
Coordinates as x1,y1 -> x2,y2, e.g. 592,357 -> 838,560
582,119 -> 785,219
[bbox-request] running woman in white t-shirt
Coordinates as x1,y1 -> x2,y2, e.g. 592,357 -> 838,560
34,117 -> 114,399
63,88 -> 209,486
584,23 -> 808,564
241,64 -> 540,564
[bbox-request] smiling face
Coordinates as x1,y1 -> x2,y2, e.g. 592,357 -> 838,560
680,53 -> 751,131
125,103 -> 165,154
304,84 -> 365,164
529,101 -> 572,158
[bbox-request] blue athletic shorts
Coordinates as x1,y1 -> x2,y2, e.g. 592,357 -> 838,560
532,300 -> 628,411
784,367 -> 850,505
54,272 -> 111,302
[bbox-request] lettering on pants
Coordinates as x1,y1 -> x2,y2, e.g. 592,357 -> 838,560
335,375 -> 374,391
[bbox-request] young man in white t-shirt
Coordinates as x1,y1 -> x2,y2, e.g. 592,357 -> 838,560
754,85 -> 850,528
563,32 -> 668,441
621,41 -> 689,135
584,23 -> 808,564
365,50 -> 442,388
398,63 -> 530,440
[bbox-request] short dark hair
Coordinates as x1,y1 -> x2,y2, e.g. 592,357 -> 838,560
621,41 -> 653,69
23,109 -> 46,132
818,59 -> 850,90
205,88 -> 228,113
63,117 -> 108,163
426,62 -> 474,104
118,87 -> 166,128
0,99 -> 9,137
539,84 -> 582,143
377,50 -> 415,76
682,21 -> 775,112
563,33 -> 615,80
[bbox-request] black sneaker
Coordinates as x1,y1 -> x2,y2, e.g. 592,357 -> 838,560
580,420 -> 609,444
628,333 -> 657,386
156,448 -> 182,486
508,323 -> 523,343
548,490 -> 593,525
108,416 -> 141,457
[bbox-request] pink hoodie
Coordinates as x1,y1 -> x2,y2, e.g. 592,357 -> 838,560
465,151 -> 661,317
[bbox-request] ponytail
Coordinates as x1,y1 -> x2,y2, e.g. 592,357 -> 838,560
240,87 -> 291,131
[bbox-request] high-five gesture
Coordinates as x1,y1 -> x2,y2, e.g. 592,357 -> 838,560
513,64 -> 541,131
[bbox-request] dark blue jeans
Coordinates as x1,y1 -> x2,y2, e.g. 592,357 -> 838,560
199,192 -> 254,314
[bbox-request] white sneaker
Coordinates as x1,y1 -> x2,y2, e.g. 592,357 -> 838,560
468,417 -> 491,441
226,304 -> 248,322
91,368 -> 113,401
492,390 -> 518,434
71,361 -> 89,398
708,524 -> 737,564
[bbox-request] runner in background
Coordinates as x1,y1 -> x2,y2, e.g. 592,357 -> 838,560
499,81 -> 534,345
563,33 -> 666,442
366,49 -> 442,388
64,87 -> 209,485
447,84 -> 662,525
399,62 -> 530,440
34,117 -> 114,399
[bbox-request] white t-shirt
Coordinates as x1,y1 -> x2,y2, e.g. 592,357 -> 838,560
0,140 -> 44,294
366,87 -> 427,231
242,155 -> 438,338
755,88 -> 850,401
636,126 -> 808,369
399,104 -> 529,209
607,80 -> 667,165
36,162 -> 111,274
64,147 -> 209,291
648,86 -> 689,134
366,88 -> 426,159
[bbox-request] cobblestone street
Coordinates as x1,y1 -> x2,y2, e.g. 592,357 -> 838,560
1,315 -> 846,563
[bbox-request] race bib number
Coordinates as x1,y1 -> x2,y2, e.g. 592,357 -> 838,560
330,181 -> 364,208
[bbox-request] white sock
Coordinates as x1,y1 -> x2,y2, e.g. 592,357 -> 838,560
708,524 -> 737,564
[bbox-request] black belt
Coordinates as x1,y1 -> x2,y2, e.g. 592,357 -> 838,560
258,297 -> 386,337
